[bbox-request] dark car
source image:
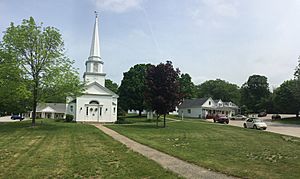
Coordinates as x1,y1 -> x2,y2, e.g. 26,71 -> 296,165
258,112 -> 267,117
11,115 -> 24,121
271,114 -> 281,120
213,116 -> 229,124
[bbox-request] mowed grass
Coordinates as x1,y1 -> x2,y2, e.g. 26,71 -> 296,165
0,120 -> 179,178
273,117 -> 300,125
108,116 -> 300,179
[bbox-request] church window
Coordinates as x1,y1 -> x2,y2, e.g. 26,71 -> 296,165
113,107 -> 116,113
95,108 -> 98,112
70,105 -> 73,112
93,63 -> 99,72
86,107 -> 89,115
99,107 -> 102,116
89,100 -> 99,104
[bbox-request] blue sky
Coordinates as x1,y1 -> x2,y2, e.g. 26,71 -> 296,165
1,0 -> 300,89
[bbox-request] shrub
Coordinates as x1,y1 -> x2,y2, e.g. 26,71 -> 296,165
65,114 -> 74,122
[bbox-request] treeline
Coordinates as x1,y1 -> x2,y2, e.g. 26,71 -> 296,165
114,59 -> 300,117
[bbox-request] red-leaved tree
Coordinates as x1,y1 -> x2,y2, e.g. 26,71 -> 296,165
145,61 -> 181,127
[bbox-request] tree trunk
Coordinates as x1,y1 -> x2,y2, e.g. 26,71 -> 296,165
32,79 -> 38,126
156,115 -> 159,127
296,112 -> 299,119
139,110 -> 142,117
163,114 -> 166,128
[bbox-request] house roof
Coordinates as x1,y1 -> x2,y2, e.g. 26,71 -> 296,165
179,98 -> 239,109
36,103 -> 66,113
178,97 -> 209,108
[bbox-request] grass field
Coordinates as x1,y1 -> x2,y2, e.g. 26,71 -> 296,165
0,120 -> 179,178
108,116 -> 300,179
273,117 -> 300,125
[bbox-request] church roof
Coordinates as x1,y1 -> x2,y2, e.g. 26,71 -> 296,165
86,81 -> 119,98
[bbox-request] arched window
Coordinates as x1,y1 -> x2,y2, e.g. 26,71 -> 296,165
89,100 -> 99,104
93,63 -> 99,72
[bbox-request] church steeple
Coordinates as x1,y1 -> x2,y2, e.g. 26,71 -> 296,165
84,12 -> 106,86
89,12 -> 101,59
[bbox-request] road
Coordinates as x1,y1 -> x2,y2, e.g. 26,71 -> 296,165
0,116 -> 29,123
209,114 -> 300,138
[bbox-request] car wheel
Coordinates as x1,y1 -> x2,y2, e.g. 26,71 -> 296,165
226,121 -> 229,124
243,123 -> 247,128
213,119 -> 216,123
253,125 -> 257,130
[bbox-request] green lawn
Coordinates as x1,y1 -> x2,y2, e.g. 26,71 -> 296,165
273,117 -> 300,125
107,116 -> 300,179
0,120 -> 179,178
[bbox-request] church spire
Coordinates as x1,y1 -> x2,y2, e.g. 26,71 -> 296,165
84,12 -> 106,86
89,11 -> 101,60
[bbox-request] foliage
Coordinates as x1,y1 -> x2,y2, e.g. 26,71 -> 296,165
105,79 -> 118,94
273,80 -> 300,117
145,61 -> 181,127
1,17 -> 83,125
118,64 -> 151,116
195,79 -> 240,104
179,73 -> 196,99
240,75 -> 270,113
0,50 -> 31,114
295,56 -> 300,80
65,114 -> 74,122
108,117 -> 300,179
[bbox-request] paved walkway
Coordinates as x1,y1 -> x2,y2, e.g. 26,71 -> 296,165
93,124 -> 236,179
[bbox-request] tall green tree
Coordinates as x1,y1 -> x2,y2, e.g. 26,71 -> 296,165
1,17 -> 83,126
179,73 -> 196,100
118,64 -> 151,116
145,61 -> 181,128
105,79 -> 118,94
240,75 -> 270,113
295,56 -> 300,80
0,50 -> 31,114
273,80 -> 300,118
195,79 -> 240,104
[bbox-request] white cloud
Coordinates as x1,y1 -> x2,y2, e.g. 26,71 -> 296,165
93,0 -> 143,13
189,0 -> 238,27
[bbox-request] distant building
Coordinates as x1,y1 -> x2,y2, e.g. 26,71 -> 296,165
178,97 -> 239,118
28,103 -> 66,119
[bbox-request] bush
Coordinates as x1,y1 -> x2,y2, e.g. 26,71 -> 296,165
65,114 -> 74,122
117,106 -> 126,116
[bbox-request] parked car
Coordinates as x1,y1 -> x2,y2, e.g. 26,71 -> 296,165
230,114 -> 247,120
11,115 -> 24,121
258,112 -> 267,117
243,118 -> 267,130
213,116 -> 229,124
271,114 -> 281,120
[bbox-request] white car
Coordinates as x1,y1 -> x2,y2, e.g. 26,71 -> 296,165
230,114 -> 247,120
243,118 -> 267,130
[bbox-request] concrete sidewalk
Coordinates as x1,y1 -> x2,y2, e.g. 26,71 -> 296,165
93,124 -> 236,179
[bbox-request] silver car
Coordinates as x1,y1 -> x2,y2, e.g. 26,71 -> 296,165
230,114 -> 247,120
243,118 -> 267,130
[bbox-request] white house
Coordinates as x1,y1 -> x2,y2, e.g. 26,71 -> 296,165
178,97 -> 239,118
27,103 -> 66,119
66,14 -> 118,122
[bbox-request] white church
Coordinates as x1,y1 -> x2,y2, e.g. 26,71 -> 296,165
66,14 -> 118,122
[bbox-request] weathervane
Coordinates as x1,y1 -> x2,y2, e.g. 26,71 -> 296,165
94,11 -> 99,18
